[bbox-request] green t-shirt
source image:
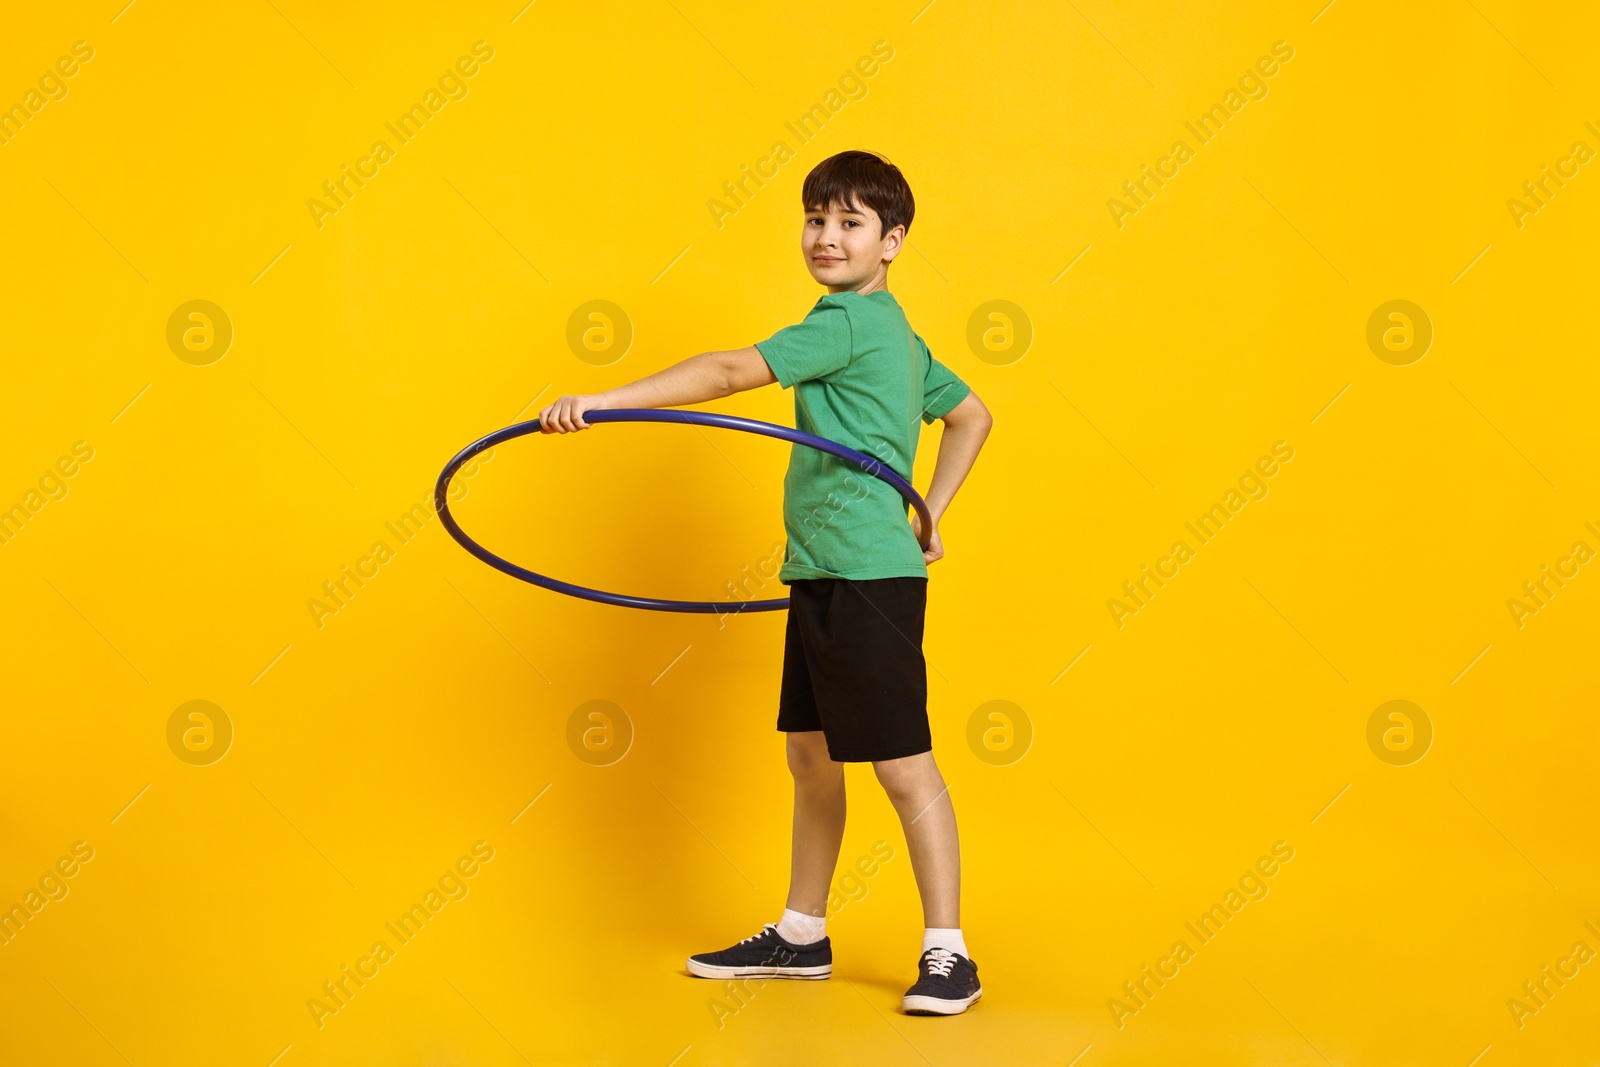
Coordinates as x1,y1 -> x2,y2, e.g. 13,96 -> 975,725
755,290 -> 971,583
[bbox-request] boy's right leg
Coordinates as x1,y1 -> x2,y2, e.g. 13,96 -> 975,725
782,729 -> 847,920
684,731 -> 844,981
687,585 -> 847,981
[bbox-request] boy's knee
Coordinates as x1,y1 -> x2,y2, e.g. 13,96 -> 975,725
786,733 -> 838,779
871,758 -> 920,802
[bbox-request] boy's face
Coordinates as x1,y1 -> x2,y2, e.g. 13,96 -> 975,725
802,197 -> 903,293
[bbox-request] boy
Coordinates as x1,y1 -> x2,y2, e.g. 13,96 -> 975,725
537,150 -> 993,1015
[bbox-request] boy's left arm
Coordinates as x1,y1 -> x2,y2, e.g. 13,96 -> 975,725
538,347 -> 777,433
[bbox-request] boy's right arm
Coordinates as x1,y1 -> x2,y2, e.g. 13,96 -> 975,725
913,390 -> 993,564
538,347 -> 776,432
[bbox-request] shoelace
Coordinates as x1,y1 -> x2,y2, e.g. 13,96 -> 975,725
739,923 -> 778,945
924,948 -> 957,977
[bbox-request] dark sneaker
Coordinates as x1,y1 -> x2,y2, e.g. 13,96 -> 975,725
686,923 -> 832,980
902,947 -> 982,1014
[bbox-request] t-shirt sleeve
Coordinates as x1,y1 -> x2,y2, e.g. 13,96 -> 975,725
919,341 -> 972,424
754,302 -> 853,389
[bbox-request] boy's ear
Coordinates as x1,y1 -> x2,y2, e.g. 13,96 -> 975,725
881,223 -> 905,262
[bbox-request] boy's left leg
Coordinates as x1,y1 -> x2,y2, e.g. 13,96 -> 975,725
872,751 -> 959,926
874,751 -> 982,1015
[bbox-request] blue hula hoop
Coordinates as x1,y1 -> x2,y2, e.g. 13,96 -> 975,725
433,408 -> 934,613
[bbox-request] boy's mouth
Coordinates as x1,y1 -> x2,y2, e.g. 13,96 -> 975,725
813,255 -> 844,265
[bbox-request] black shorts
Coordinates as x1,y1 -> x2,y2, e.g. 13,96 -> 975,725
777,577 -> 931,763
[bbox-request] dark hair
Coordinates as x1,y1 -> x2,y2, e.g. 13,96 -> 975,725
801,150 -> 914,237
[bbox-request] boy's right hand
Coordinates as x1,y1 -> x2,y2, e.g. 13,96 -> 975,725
538,394 -> 605,433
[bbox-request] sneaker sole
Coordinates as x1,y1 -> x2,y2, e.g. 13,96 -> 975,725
686,958 -> 832,980
902,988 -> 982,1015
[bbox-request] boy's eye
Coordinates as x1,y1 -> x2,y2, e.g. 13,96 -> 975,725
843,220 -> 858,227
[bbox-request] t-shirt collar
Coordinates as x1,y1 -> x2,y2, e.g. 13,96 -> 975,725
818,289 -> 898,306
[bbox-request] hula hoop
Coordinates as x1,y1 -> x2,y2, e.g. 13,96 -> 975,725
433,408 -> 934,613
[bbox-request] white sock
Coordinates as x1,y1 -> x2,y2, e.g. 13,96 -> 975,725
922,927 -> 968,958
776,908 -> 827,945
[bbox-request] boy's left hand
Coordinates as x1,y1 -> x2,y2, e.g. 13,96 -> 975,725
910,511 -> 944,565
538,394 -> 605,433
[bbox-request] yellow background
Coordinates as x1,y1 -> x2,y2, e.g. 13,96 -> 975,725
2,1 -> 1597,1064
